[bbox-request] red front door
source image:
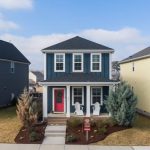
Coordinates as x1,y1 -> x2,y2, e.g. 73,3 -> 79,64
54,89 -> 64,112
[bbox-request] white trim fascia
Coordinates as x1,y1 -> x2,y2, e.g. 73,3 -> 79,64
109,53 -> 112,79
54,53 -> 65,72
90,53 -> 102,72
52,88 -> 66,113
40,81 -> 120,86
119,55 -> 150,64
90,87 -> 103,105
0,58 -> 30,65
44,53 -> 47,80
42,49 -> 114,53
72,53 -> 83,72
72,86 -> 84,105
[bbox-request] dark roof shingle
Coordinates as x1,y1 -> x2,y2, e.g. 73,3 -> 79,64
0,40 -> 30,63
121,47 -> 150,63
43,36 -> 113,51
41,73 -> 117,82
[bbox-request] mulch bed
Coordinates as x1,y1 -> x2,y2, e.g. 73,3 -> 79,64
66,123 -> 130,144
15,121 -> 47,144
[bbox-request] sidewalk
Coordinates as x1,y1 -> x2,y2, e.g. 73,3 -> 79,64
0,144 -> 149,150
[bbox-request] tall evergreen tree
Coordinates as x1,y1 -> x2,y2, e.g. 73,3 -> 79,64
105,81 -> 137,126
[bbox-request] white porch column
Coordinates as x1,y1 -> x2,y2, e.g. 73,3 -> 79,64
86,85 -> 90,117
108,85 -> 114,117
66,86 -> 70,117
43,85 -> 48,118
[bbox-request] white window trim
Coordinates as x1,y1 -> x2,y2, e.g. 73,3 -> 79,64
10,61 -> 15,73
72,87 -> 84,105
90,53 -> 102,72
54,53 -> 65,72
72,53 -> 83,72
90,87 -> 103,105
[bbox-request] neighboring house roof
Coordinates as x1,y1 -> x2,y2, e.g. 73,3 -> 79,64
31,71 -> 44,82
42,36 -> 113,51
0,40 -> 30,64
120,47 -> 150,64
41,73 -> 117,83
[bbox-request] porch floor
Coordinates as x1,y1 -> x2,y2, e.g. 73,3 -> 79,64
48,113 -> 110,118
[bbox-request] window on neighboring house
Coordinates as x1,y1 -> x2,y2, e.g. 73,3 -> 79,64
91,87 -> 102,105
91,54 -> 101,72
72,87 -> 84,105
10,61 -> 15,73
54,53 -> 65,72
73,53 -> 83,72
132,62 -> 135,71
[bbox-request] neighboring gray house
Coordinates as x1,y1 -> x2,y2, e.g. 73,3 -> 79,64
0,40 -> 30,107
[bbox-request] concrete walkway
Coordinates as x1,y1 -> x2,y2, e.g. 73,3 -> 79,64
0,144 -> 149,150
42,125 -> 66,144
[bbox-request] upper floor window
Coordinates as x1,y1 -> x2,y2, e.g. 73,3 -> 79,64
91,53 -> 101,72
10,61 -> 15,73
73,53 -> 83,72
54,53 -> 65,72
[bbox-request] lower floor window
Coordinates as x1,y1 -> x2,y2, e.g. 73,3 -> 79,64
72,87 -> 84,105
91,87 -> 102,105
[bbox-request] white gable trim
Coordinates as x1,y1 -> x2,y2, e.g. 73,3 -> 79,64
0,58 -> 30,65
42,49 -> 114,53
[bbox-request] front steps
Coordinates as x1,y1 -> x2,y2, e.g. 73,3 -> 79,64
47,117 -> 67,126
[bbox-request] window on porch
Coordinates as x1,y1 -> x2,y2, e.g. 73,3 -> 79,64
72,87 -> 84,105
91,87 -> 102,105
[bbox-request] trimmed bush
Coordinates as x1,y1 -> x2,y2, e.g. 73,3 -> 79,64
68,118 -> 82,128
66,134 -> 78,142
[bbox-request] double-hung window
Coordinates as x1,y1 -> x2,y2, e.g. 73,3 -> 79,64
54,53 -> 65,72
10,61 -> 15,73
91,53 -> 101,72
91,87 -> 102,105
73,53 -> 83,72
72,87 -> 84,105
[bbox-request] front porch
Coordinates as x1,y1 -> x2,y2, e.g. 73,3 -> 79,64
42,83 -> 116,118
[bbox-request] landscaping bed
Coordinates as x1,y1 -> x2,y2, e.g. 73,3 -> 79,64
15,122 -> 47,144
66,117 -> 129,144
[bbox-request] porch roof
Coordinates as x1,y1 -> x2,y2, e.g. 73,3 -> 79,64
40,73 -> 119,85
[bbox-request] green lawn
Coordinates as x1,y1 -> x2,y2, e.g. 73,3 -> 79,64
95,114 -> 150,145
0,106 -> 21,143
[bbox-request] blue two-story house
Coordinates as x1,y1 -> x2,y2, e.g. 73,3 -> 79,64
40,36 -> 118,118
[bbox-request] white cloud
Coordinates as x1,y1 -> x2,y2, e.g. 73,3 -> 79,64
0,27 -> 149,70
0,13 -> 19,31
0,0 -> 33,10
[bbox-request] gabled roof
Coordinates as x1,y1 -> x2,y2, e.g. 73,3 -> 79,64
32,71 -> 44,82
0,40 -> 30,64
120,47 -> 150,64
42,36 -> 113,51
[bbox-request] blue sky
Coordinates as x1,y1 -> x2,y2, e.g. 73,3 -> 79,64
0,0 -> 150,69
